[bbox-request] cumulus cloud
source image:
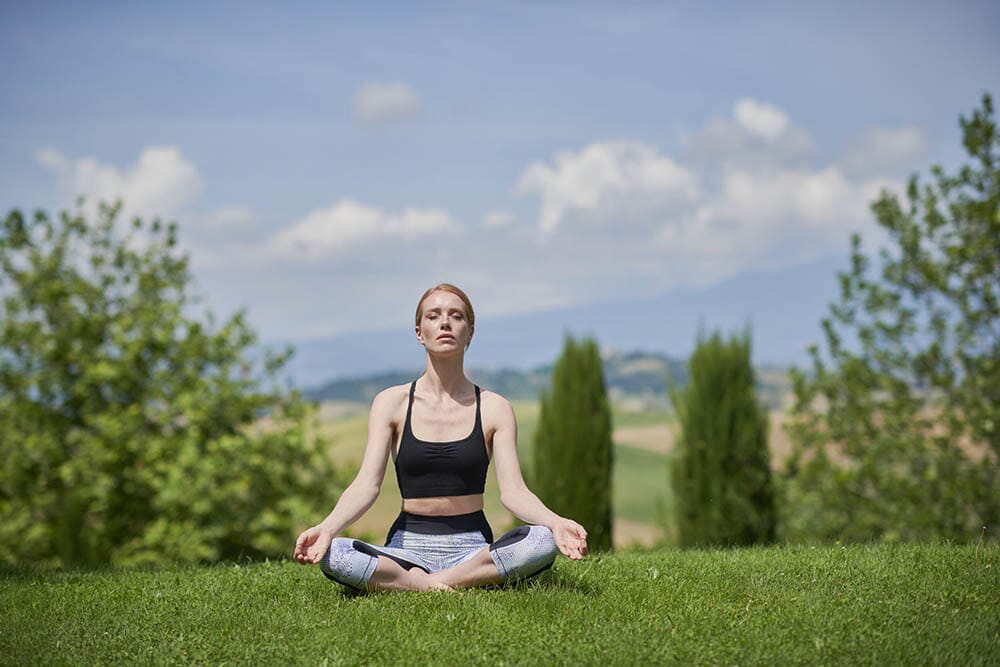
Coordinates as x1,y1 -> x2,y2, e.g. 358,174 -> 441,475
838,126 -> 928,179
265,199 -> 459,261
683,97 -> 814,168
733,98 -> 790,140
654,165 -> 894,284
36,146 -> 202,220
353,81 -> 421,126
516,141 -> 700,236
503,98 -> 903,294
31,100 -> 916,341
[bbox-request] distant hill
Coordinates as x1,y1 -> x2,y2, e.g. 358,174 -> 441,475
280,254 -> 842,389
304,350 -> 792,411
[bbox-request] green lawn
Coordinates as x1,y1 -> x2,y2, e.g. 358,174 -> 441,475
4,544 -> 997,665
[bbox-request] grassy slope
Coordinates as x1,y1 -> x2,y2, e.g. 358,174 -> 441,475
3,545 -> 997,665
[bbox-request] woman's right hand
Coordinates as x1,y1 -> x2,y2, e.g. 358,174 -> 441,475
293,525 -> 333,564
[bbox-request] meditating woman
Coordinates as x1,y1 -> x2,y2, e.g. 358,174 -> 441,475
293,283 -> 588,591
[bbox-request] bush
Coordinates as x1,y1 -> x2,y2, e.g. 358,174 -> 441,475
781,94 -> 1000,543
533,335 -> 614,551
670,328 -> 775,547
0,202 -> 340,566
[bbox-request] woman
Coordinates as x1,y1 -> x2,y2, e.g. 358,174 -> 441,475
293,284 -> 588,591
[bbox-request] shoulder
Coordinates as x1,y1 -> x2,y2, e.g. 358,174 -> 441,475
370,383 -> 411,421
479,389 -> 516,425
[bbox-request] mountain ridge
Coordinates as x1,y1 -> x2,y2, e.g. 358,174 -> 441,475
283,254 -> 844,390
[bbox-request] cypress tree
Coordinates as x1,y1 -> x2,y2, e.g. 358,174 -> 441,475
533,335 -> 614,551
670,328 -> 775,547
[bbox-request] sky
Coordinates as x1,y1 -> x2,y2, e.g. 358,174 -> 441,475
2,1 -> 998,351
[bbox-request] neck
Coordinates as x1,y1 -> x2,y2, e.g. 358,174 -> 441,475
420,352 -> 470,396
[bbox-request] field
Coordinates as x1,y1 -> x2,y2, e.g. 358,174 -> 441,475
4,544 -> 997,665
314,400 -> 790,547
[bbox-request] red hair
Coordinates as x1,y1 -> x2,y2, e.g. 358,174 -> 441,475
415,284 -> 475,333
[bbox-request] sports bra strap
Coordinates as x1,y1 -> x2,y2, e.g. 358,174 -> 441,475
404,381 -> 481,436
404,381 -> 417,436
474,384 -> 482,428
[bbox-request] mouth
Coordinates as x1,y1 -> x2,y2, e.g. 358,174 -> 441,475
437,334 -> 455,342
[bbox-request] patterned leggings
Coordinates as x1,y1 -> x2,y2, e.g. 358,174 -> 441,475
320,510 -> 558,591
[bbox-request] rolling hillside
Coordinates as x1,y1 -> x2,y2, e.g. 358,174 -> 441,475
305,350 -> 793,410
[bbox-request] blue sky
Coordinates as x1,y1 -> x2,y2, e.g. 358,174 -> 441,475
2,1 -> 998,346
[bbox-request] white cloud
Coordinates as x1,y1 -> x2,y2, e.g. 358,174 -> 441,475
711,165 -> 885,229
683,99 -> 814,168
515,141 -> 700,235
265,199 -> 459,261
36,146 -> 202,220
34,100 -> 913,343
506,99 -> 902,294
733,98 -> 790,140
353,81 -> 421,126
654,165 -> 896,285
839,126 -> 928,179
482,210 -> 515,228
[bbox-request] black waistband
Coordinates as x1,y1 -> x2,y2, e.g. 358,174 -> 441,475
384,510 -> 493,544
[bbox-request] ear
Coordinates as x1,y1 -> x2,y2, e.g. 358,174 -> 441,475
415,325 -> 425,346
466,327 -> 474,350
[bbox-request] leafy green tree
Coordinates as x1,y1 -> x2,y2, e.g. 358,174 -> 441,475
533,335 -> 614,551
0,201 -> 339,567
782,94 -> 1000,543
669,328 -> 775,547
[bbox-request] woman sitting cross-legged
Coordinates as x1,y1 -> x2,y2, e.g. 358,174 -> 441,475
293,283 -> 588,591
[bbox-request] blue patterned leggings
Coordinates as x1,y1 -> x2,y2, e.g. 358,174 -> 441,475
320,510 -> 558,591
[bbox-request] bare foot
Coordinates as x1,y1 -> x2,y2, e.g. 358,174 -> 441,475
409,570 -> 455,592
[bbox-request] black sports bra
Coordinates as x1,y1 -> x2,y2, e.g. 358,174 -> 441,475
394,381 -> 490,499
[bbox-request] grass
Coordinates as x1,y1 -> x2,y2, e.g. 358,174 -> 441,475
613,444 -> 671,527
3,544 -> 997,665
611,406 -> 673,428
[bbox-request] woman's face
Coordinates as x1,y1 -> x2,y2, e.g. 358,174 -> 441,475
416,290 -> 473,353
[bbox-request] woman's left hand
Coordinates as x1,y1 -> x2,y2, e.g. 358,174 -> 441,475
551,517 -> 589,560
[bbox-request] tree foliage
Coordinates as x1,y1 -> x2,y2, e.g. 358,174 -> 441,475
670,328 -> 775,547
782,94 -> 1000,543
0,202 -> 339,567
533,335 -> 614,551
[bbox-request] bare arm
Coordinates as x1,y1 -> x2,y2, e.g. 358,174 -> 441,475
293,387 -> 399,564
489,394 -> 588,560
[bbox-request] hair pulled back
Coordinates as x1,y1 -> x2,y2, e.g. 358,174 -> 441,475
415,284 -> 475,334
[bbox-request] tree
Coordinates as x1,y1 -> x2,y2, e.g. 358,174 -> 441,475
781,94 -> 1000,543
533,335 -> 614,551
669,328 -> 775,547
0,201 -> 339,567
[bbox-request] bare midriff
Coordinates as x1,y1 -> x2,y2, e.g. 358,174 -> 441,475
402,494 -> 485,516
